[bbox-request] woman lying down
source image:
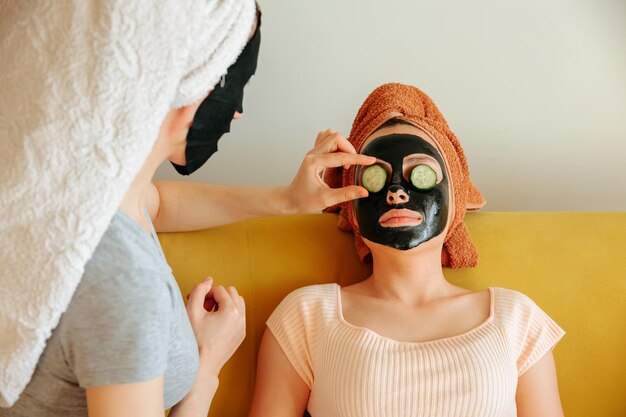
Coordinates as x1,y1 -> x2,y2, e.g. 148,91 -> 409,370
248,83 -> 565,417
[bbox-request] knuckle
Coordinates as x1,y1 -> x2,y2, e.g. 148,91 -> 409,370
230,309 -> 241,321
304,154 -> 319,166
326,133 -> 340,144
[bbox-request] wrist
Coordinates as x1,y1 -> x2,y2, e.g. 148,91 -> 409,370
273,185 -> 298,216
198,348 -> 223,379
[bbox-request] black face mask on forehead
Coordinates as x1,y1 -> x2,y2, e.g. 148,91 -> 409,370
172,14 -> 261,176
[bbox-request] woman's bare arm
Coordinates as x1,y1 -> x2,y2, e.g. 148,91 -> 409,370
248,329 -> 310,417
148,131 -> 375,233
86,376 -> 164,417
516,351 -> 565,417
85,370 -> 218,417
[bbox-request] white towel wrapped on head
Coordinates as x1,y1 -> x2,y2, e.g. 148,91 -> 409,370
0,0 -> 255,407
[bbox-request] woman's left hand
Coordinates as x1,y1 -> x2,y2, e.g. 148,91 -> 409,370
285,129 -> 376,213
185,278 -> 246,376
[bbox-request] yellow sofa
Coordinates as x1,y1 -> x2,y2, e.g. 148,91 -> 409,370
159,212 -> 626,417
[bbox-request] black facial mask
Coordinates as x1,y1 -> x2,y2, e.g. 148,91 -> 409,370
354,134 -> 450,250
172,16 -> 261,175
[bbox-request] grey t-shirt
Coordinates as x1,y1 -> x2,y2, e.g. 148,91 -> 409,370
2,211 -> 199,416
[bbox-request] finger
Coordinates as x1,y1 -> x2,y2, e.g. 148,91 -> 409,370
313,152 -> 376,169
211,286 -> 235,310
310,132 -> 349,154
225,286 -> 245,312
315,129 -> 336,147
238,295 -> 246,313
310,132 -> 354,155
324,185 -> 369,207
225,286 -> 246,313
225,286 -> 240,302
187,278 -> 213,305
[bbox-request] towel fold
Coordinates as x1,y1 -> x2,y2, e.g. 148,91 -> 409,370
324,83 -> 485,268
0,0 -> 255,407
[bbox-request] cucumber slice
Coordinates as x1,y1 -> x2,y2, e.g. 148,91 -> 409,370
361,164 -> 387,193
410,164 -> 437,190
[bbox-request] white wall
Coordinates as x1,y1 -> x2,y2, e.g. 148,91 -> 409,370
155,0 -> 626,211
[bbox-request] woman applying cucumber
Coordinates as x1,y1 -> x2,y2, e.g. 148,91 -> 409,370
0,1 -> 373,416
249,83 -> 566,417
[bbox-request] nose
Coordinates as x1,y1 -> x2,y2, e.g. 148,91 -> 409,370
233,111 -> 242,120
387,186 -> 409,205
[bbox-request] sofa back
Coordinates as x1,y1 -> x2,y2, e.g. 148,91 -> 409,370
159,212 -> 626,417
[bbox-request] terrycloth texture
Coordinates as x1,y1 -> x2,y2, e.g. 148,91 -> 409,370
0,0 -> 255,407
267,284 -> 565,417
324,83 -> 486,267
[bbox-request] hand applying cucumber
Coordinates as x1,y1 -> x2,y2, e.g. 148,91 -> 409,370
284,129 -> 376,213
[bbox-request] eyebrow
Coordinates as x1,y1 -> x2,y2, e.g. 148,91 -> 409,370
403,153 -> 440,165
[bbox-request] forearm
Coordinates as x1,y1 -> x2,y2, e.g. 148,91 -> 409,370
153,180 -> 295,232
168,354 -> 220,417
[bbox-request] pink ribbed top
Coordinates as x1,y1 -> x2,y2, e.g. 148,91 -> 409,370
266,284 -> 565,417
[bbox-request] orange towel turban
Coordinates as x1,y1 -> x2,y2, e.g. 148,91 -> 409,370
324,83 -> 485,268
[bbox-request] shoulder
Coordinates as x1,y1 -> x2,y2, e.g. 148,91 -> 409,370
279,284 -> 338,314
268,284 -> 338,331
491,286 -> 540,317
86,210 -> 166,275
67,216 -> 177,329
73,268 -> 175,317
78,211 -> 174,303
491,286 -> 552,331
490,287 -> 565,375
280,283 -> 338,305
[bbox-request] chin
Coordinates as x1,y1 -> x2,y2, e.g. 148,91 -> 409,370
363,233 -> 447,257
169,151 -> 186,166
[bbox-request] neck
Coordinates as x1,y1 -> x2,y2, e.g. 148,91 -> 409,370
119,135 -> 171,229
366,237 -> 455,305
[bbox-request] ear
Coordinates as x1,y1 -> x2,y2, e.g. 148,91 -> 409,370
157,99 -> 204,160
172,100 -> 202,130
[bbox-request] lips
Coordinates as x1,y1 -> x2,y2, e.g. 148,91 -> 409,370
379,209 -> 424,227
